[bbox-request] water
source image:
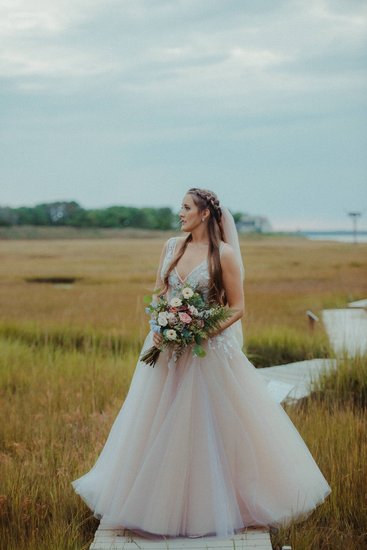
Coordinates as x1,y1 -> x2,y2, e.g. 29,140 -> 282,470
298,231 -> 367,243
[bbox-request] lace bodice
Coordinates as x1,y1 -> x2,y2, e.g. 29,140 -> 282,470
161,237 -> 224,301
159,237 -> 239,358
159,236 -> 241,358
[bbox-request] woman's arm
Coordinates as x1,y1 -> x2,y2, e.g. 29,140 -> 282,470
210,243 -> 245,336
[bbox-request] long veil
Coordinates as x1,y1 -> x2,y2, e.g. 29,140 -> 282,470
220,206 -> 245,349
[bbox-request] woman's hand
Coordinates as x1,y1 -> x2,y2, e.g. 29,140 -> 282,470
208,328 -> 222,339
153,332 -> 163,348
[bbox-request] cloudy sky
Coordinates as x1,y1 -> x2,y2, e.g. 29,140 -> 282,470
1,0 -> 366,230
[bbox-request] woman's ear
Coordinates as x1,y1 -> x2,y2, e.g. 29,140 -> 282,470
202,207 -> 210,222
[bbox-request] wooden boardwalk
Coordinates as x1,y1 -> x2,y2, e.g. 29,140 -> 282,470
258,358 -> 337,403
89,526 -> 273,550
321,307 -> 367,357
258,297 -> 367,403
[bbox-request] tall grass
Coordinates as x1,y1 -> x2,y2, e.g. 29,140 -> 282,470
0,321 -> 142,356
244,325 -> 331,368
0,337 -> 137,550
0,236 -> 366,549
271,353 -> 367,550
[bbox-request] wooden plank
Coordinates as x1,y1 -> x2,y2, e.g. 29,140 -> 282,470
348,298 -> 367,308
322,308 -> 367,356
89,526 -> 273,550
258,357 -> 337,402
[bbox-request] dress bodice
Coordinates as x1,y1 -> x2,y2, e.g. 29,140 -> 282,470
161,237 -> 224,301
160,236 -> 240,357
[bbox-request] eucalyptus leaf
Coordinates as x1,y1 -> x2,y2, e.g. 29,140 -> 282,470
193,344 -> 206,358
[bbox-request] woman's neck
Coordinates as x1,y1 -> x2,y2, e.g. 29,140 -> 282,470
189,227 -> 210,245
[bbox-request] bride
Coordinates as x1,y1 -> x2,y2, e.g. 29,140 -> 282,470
71,187 -> 331,538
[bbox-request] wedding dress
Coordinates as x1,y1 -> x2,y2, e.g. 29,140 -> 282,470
71,236 -> 331,538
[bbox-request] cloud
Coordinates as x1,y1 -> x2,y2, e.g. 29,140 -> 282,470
1,0 -> 366,96
0,0 -> 366,229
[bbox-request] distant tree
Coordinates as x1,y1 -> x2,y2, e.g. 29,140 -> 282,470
0,201 -> 245,231
0,207 -> 18,226
154,207 -> 175,230
232,211 -> 244,224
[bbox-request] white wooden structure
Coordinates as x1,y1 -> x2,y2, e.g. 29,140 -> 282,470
89,526 -> 273,550
321,308 -> 367,357
348,298 -> 367,308
258,358 -> 337,403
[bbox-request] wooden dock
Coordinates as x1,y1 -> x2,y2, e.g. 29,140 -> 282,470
258,358 -> 337,403
258,297 -> 367,404
89,526 -> 273,550
321,307 -> 367,357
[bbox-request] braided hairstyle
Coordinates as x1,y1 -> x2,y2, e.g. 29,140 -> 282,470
162,188 -> 226,305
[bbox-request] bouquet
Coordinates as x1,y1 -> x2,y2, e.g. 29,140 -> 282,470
141,283 -> 232,367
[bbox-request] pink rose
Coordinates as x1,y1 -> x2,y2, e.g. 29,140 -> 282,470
178,312 -> 192,324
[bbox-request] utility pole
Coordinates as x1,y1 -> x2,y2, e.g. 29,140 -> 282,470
348,212 -> 362,244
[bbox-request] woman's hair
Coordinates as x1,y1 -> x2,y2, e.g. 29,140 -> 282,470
161,187 -> 226,305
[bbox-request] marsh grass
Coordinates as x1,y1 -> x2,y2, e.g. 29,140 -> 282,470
244,325 -> 331,368
271,353 -> 367,550
0,321 -> 143,356
0,337 -> 137,550
313,352 -> 367,410
0,236 -> 366,549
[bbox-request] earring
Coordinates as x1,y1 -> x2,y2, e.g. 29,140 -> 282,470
201,218 -> 205,222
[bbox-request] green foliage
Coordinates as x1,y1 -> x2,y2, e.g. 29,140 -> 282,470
313,352 -> 367,409
0,321 -> 142,356
244,326 -> 331,368
0,201 -> 247,231
0,201 -> 177,230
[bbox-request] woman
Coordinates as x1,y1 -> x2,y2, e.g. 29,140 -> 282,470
71,188 -> 331,538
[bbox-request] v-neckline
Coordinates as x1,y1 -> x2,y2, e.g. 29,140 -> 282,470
174,260 -> 207,284
172,237 -> 208,283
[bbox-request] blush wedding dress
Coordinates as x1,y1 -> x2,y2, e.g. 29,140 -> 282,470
71,236 -> 331,538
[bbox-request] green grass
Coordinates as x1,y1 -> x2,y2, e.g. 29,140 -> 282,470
244,325 -> 331,367
0,337 -> 137,550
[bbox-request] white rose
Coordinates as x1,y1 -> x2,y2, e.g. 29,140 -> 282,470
182,287 -> 194,299
170,297 -> 182,307
158,312 -> 168,326
165,329 -> 177,341
167,312 -> 178,325
188,305 -> 198,315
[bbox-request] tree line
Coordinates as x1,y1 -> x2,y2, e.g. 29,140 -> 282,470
0,201 -> 244,230
0,201 -> 179,230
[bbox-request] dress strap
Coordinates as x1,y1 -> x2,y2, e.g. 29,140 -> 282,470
165,237 -> 178,260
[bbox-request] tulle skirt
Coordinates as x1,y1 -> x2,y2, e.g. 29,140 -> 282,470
71,327 -> 331,538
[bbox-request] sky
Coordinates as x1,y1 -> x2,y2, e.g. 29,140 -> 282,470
1,0 -> 366,231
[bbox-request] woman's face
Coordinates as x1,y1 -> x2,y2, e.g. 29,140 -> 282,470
179,193 -> 204,232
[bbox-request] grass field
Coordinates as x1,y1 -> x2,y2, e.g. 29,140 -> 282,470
0,232 -> 366,549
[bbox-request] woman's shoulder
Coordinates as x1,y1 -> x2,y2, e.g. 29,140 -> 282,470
218,241 -> 236,261
175,236 -> 186,244
163,235 -> 185,256
165,235 -> 185,244
171,235 -> 186,250
219,240 -> 232,253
